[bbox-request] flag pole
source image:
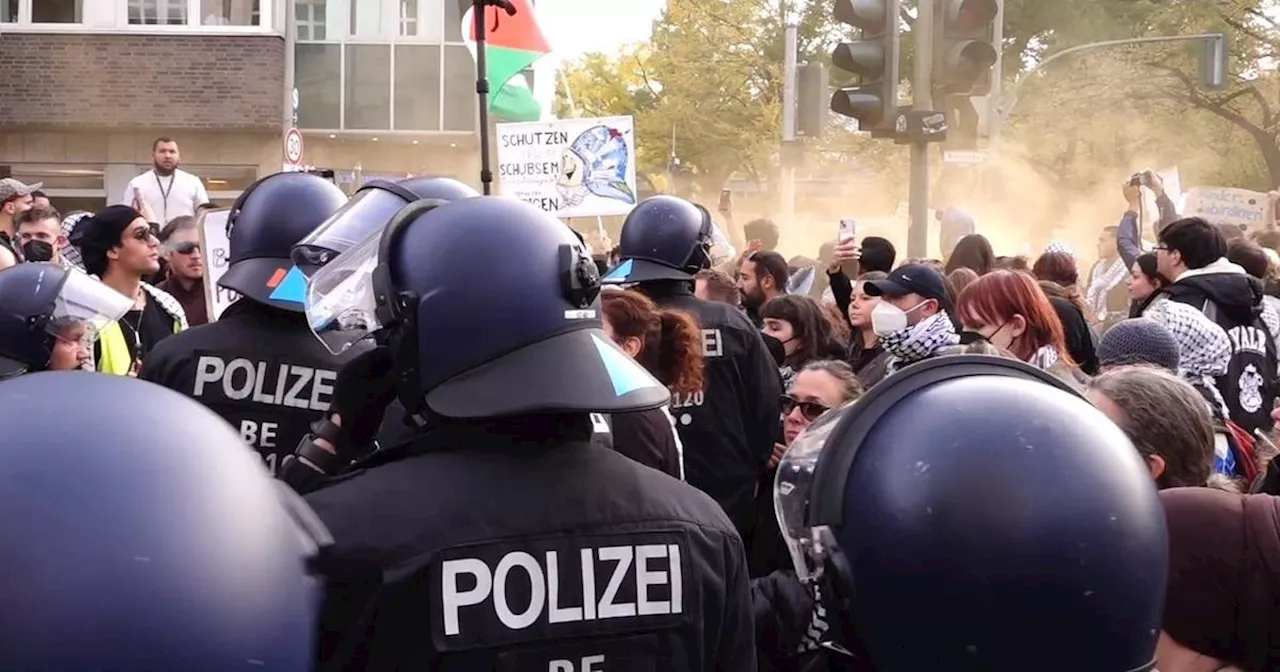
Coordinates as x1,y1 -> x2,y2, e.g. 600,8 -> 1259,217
472,0 -> 517,196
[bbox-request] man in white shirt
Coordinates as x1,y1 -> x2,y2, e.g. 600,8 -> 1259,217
121,138 -> 209,224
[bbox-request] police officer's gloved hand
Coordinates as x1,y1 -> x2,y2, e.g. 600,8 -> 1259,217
331,346 -> 398,453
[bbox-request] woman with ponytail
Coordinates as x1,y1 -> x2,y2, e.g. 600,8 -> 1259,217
602,289 -> 705,480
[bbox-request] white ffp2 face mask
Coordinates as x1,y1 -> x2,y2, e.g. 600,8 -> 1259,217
871,300 -> 927,337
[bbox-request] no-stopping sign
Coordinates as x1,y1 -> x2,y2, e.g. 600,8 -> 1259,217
284,128 -> 304,165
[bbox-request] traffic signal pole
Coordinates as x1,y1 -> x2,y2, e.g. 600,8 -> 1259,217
908,0 -> 935,259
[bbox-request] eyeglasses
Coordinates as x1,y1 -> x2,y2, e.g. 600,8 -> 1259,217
170,241 -> 200,255
781,394 -> 830,421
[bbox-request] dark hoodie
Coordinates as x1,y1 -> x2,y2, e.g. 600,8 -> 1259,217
1162,259 -> 1277,434
1163,259 -> 1265,328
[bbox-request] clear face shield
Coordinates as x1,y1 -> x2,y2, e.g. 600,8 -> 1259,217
774,402 -> 855,582
49,268 -> 134,344
304,230 -> 385,356
292,188 -> 410,276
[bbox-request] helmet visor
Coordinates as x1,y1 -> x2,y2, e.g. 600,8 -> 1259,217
292,187 -> 410,275
49,268 -> 135,343
707,221 -> 736,263
775,402 -> 854,582
304,230 -> 384,355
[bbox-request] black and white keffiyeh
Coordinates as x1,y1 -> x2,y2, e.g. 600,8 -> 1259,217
883,312 -> 960,372
1028,344 -> 1060,371
1143,297 -> 1231,416
1087,257 -> 1129,321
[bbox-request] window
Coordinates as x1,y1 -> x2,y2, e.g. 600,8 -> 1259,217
296,43 -> 342,128
200,0 -> 259,26
442,45 -> 476,131
129,0 -> 187,24
443,0 -> 461,41
1,0 -> 15,21
398,0 -> 415,36
348,0 -> 384,38
344,44 -> 392,129
294,0 -> 327,39
32,0 -> 81,22
393,44 -> 441,130
398,0 -> 442,41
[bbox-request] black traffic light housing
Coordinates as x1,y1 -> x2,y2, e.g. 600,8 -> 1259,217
829,0 -> 901,131
934,0 -> 1000,96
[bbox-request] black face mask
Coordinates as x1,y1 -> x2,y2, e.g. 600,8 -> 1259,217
761,332 -> 788,366
21,239 -> 54,263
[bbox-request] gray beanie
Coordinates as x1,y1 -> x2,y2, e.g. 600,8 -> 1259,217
1097,318 -> 1181,372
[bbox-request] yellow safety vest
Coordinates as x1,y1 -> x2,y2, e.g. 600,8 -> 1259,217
96,318 -> 181,376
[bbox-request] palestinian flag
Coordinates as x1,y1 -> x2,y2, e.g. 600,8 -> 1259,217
459,0 -> 550,122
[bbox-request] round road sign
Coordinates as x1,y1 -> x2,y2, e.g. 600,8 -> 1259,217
284,128 -> 304,165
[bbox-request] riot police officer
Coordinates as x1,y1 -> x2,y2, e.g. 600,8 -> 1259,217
0,372 -> 329,670
602,195 -> 782,538
288,196 -> 754,670
139,171 -> 360,475
289,175 -> 481,449
0,263 -> 131,378
775,356 -> 1167,671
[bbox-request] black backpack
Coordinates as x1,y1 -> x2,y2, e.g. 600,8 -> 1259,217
1205,301 -> 1278,436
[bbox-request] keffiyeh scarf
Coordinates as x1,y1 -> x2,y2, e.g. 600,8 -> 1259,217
883,312 -> 960,372
1087,257 -> 1129,321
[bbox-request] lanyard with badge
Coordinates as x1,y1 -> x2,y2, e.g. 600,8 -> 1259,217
154,172 -> 174,222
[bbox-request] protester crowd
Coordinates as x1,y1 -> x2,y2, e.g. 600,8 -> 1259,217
3,145 -> 1280,671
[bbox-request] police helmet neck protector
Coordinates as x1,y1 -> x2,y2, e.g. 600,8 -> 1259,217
781,356 -> 1167,672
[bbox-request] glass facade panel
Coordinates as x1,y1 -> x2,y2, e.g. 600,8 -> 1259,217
296,43 -> 342,129
344,44 -> 392,129
442,45 -> 476,132
393,44 -> 441,130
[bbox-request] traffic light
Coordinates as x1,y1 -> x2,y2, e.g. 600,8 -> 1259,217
934,0 -> 1000,96
829,0 -> 901,131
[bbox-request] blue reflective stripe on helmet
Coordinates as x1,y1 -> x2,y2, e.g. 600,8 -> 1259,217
268,266 -> 309,304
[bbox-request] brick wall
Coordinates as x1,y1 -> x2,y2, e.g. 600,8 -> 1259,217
0,33 -> 285,131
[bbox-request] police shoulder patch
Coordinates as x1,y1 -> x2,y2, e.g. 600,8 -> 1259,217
428,530 -> 696,654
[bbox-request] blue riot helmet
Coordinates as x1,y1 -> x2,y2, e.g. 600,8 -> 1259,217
602,194 -> 712,284
217,171 -> 347,312
303,196 -> 670,419
0,264 -> 131,378
291,176 -> 478,276
0,372 -> 330,670
777,356 -> 1167,672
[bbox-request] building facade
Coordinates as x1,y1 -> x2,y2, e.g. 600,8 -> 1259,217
0,0 -> 481,216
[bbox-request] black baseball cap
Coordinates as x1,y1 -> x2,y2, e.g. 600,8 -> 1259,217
863,263 -> 951,309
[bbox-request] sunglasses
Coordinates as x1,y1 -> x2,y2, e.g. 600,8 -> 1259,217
781,394 -> 830,421
170,241 -> 200,255
128,226 -> 158,243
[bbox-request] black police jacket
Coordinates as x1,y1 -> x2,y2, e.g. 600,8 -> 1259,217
640,282 -> 783,535
304,420 -> 756,671
139,300 -> 364,476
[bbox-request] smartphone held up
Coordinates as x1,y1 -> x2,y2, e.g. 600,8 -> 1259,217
838,219 -> 858,276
